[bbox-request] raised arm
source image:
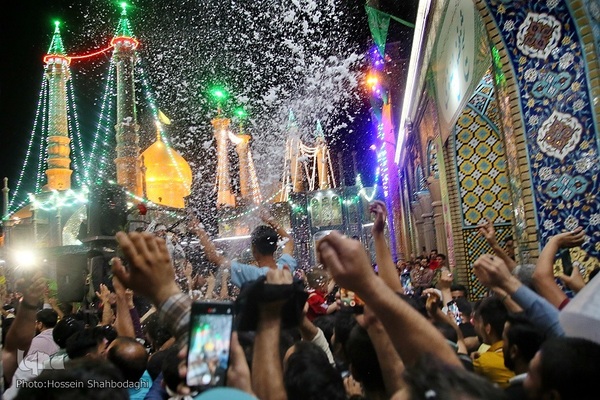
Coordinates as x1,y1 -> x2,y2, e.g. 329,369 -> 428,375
473,254 -> 564,338
261,209 -> 294,256
370,200 -> 403,293
191,220 -> 229,268
477,220 -> 517,272
112,276 -> 136,338
317,232 -> 462,368
252,268 -> 291,400
532,228 -> 584,308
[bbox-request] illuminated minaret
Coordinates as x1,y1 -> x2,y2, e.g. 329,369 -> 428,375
213,114 -> 235,207
44,22 -> 72,191
112,3 -> 142,197
315,120 -> 330,190
234,131 -> 252,200
288,110 -> 304,193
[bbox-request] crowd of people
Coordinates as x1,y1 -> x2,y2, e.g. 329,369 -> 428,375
1,201 -> 599,400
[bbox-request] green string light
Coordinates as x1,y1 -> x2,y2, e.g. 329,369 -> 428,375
7,74 -> 48,216
34,81 -> 49,194
67,75 -> 87,186
218,189 -> 283,223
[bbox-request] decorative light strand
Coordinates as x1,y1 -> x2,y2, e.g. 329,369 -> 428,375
34,80 -> 49,194
7,74 -> 48,215
85,60 -> 116,185
67,74 -> 87,186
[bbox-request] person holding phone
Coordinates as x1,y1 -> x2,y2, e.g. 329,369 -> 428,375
190,209 -> 297,288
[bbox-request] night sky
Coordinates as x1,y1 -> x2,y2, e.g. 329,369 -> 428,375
0,1 -> 416,214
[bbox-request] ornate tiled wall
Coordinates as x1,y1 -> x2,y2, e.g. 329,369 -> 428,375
454,73 -> 514,298
480,0 -> 600,258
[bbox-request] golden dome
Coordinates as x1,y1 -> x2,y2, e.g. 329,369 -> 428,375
141,128 -> 192,209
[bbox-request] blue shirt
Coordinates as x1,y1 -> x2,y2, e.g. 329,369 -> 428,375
129,370 -> 152,400
511,285 -> 565,338
230,253 -> 297,287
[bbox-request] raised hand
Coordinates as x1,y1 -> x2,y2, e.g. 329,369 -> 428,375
112,231 -> 180,306
477,219 -> 497,245
551,227 -> 585,249
95,283 -> 112,305
472,254 -> 514,290
317,231 -> 375,294
22,272 -> 46,306
369,200 -> 387,235
559,263 -> 586,293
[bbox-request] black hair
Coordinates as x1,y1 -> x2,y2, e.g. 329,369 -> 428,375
313,315 -> 336,346
250,225 -> 278,256
161,346 -> 183,392
344,325 -> 385,392
53,316 -> 85,349
36,309 -> 58,328
284,341 -> 345,400
403,355 -> 505,400
107,337 -> 148,383
504,312 -> 544,364
539,337 -> 600,399
473,296 -> 507,338
143,313 -> 172,352
450,284 -> 468,295
65,328 -> 103,360
433,320 -> 458,344
14,358 -> 127,400
333,308 -> 357,350
454,297 -> 472,316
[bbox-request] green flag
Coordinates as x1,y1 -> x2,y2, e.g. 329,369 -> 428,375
365,5 -> 390,58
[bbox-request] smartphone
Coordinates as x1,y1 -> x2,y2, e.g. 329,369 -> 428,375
339,288 -> 364,313
187,301 -> 234,388
560,250 -> 573,276
447,300 -> 462,325
401,272 -> 414,296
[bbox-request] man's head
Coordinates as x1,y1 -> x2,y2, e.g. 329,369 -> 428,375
53,316 -> 85,349
393,355 -> 505,400
450,284 -> 468,300
283,341 -> 345,400
504,239 -> 515,259
436,254 -> 446,266
65,328 -> 107,360
524,337 -> 600,400
106,337 -> 148,384
455,297 -> 472,322
472,296 -> 507,345
250,225 -> 278,258
344,325 -> 385,394
36,309 -> 58,335
502,312 -> 544,373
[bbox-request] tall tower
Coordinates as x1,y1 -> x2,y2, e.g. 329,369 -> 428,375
44,22 -> 72,191
112,4 -> 142,197
288,110 -> 304,193
234,132 -> 252,200
213,115 -> 235,207
315,120 -> 330,190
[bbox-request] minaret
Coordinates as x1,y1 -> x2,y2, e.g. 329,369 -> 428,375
315,120 -> 330,190
44,22 -> 72,191
288,110 -> 304,193
213,114 -> 235,208
112,3 -> 142,197
235,131 -> 252,200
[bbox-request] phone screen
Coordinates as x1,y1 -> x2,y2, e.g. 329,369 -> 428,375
187,302 -> 234,388
447,300 -> 462,325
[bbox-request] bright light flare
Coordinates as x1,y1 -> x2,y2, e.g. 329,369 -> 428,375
13,249 -> 38,268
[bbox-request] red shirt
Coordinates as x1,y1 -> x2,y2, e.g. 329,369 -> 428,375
307,290 -> 328,321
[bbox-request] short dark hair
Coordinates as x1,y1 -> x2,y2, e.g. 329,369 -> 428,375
345,325 -> 384,391
14,358 -> 127,400
284,341 -> 345,400
53,316 -> 85,349
450,284 -> 468,295
437,253 -> 446,260
403,355 -> 505,400
251,225 -> 278,255
313,315 -> 335,345
161,347 -> 182,392
505,312 -> 544,363
36,309 -> 58,328
454,297 -> 472,316
66,329 -> 103,360
474,296 -> 507,338
539,337 -> 600,399
107,337 -> 148,383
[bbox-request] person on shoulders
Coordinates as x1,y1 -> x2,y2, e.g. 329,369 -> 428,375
190,209 -> 297,288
